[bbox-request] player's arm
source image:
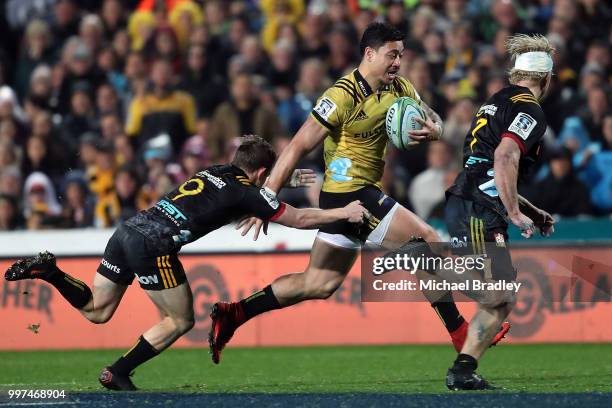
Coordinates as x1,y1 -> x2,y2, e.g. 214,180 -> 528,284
494,138 -> 535,238
265,116 -> 327,194
496,101 -> 548,238
271,200 -> 368,230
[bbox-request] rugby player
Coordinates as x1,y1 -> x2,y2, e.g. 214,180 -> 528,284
444,34 -> 555,390
4,136 -> 369,391
209,22 -> 508,364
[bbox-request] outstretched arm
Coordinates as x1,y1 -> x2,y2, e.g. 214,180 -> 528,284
270,200 -> 368,230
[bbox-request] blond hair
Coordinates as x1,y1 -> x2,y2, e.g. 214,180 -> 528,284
507,34 -> 555,84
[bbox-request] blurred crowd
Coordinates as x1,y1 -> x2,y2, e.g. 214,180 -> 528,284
0,0 -> 610,231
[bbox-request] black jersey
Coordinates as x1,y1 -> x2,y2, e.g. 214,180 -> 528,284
124,164 -> 285,255
447,85 -> 546,215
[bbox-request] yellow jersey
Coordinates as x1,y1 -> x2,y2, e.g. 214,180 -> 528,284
311,69 -> 420,193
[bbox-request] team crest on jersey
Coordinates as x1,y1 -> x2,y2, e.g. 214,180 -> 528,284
314,97 -> 337,121
259,188 -> 280,209
494,232 -> 506,248
508,112 -> 537,140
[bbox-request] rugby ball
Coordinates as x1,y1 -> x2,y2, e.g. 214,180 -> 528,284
385,97 -> 425,150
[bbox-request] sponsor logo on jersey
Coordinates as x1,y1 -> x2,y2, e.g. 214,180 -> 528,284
197,171 -> 226,188
101,258 -> 121,273
135,274 -> 159,285
313,97 -> 337,121
354,110 -> 368,121
259,188 -> 280,209
450,236 -> 468,248
156,199 -> 188,226
509,112 -> 537,140
465,156 -> 489,167
355,124 -> 385,138
329,157 -> 353,182
477,104 -> 498,116
357,79 -> 368,96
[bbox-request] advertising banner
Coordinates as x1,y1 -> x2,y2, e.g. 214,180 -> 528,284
1,247 -> 610,350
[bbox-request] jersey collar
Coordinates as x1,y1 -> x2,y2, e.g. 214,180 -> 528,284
354,69 -> 373,98
353,69 -> 391,97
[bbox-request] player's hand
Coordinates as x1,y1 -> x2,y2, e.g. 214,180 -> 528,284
535,208 -> 555,237
286,168 -> 317,188
509,212 -> 536,239
344,200 -> 371,224
236,216 -> 268,240
407,116 -> 442,142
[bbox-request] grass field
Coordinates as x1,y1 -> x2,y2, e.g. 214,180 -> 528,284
1,344 -> 611,407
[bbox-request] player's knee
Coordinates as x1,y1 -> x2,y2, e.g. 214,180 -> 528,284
309,278 -> 342,300
172,314 -> 195,335
87,310 -> 113,324
482,289 -> 515,309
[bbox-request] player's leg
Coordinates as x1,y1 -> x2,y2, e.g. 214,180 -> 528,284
209,237 -> 358,363
446,204 -> 515,390
100,252 -> 193,391
378,203 -> 469,349
5,247 -> 129,323
79,272 -> 128,323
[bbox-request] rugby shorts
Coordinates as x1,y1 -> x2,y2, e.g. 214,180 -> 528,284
444,193 -> 516,281
317,185 -> 399,249
97,224 -> 187,290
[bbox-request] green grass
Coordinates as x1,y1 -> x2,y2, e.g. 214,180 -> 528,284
1,344 -> 611,393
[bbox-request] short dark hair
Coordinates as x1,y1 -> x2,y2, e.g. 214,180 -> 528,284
359,22 -> 405,56
231,135 -> 277,173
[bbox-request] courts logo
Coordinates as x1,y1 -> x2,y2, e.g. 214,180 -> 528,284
101,258 -> 120,274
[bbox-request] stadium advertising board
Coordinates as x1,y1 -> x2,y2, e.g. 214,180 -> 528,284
1,247 -> 610,350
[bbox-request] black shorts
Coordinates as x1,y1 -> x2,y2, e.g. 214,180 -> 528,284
319,185 -> 397,242
444,194 -> 516,281
97,225 -> 187,290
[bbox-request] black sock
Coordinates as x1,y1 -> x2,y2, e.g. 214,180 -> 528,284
38,267 -> 92,309
239,285 -> 281,321
431,291 -> 465,333
452,353 -> 478,372
110,335 -> 159,376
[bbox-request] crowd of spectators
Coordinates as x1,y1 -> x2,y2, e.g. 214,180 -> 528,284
0,0 -> 610,231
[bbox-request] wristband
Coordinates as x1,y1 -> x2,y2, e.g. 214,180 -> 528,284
263,186 -> 277,198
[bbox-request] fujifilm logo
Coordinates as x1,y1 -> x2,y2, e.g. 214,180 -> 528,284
101,258 -> 120,273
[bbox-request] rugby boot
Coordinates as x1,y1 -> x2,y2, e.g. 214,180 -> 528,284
446,367 -> 497,391
99,367 -> 138,391
209,302 -> 245,364
5,251 -> 57,281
